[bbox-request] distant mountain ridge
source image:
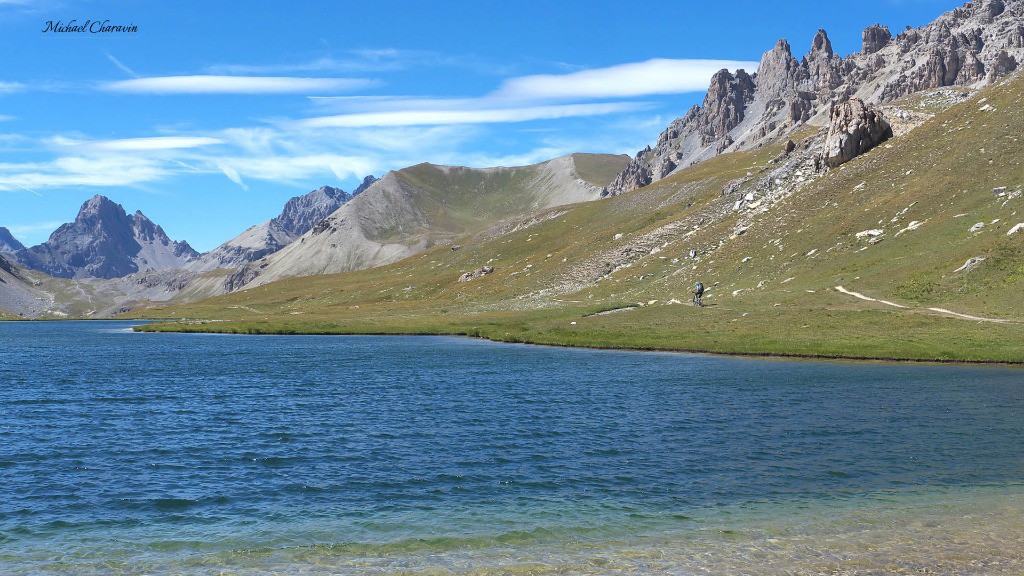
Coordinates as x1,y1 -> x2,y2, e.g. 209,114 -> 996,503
13,195 -> 198,279
605,0 -> 1024,195
224,154 -> 630,291
189,178 -> 376,272
0,227 -> 25,254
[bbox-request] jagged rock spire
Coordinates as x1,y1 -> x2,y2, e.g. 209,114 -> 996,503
808,29 -> 834,59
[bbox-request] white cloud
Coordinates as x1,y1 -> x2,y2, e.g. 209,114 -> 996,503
105,53 -> 139,79
294,58 -> 755,129
0,156 -> 170,191
63,136 -> 224,152
213,154 -> 377,183
217,164 -> 248,191
494,59 -> 760,99
102,75 -> 376,95
295,102 -> 647,128
0,81 -> 25,94
0,115 -> 16,122
0,56 -> 754,201
205,48 -> 497,76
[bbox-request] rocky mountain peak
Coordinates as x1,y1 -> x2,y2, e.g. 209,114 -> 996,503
808,29 -> 834,59
270,185 -> 352,238
77,194 -> 129,225
13,195 -> 196,279
353,175 -> 378,196
701,68 -> 756,145
755,37 -> 801,101
0,227 -> 25,253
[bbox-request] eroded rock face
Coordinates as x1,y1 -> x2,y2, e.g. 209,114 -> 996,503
604,0 -> 1024,196
820,98 -> 893,168
271,186 -> 351,239
862,24 -> 893,54
605,69 -> 756,193
701,69 -> 757,144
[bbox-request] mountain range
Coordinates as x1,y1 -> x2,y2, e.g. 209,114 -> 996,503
606,0 -> 1023,195
1,0 -> 1022,344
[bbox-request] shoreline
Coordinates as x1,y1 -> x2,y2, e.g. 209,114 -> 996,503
129,321 -> 1024,368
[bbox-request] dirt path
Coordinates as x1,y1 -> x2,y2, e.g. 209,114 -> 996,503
835,286 -> 908,309
835,286 -> 1015,324
926,307 -> 1012,324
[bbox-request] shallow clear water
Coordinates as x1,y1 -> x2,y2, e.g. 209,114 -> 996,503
1,321 -> 1023,574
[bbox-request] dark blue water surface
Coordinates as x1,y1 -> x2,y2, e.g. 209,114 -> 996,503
1,321 -> 1023,573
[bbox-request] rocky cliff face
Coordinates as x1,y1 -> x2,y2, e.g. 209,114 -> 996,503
13,195 -> 198,279
819,98 -> 893,168
606,0 -> 1024,196
0,227 -> 25,254
270,185 -> 351,238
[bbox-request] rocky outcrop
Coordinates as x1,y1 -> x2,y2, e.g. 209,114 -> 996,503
605,0 -> 1024,196
458,266 -> 494,282
0,253 -> 14,275
605,68 -> 755,194
862,24 -> 892,54
271,185 -> 351,238
13,195 -> 197,279
224,266 -> 261,292
819,98 -> 893,168
0,227 -> 25,254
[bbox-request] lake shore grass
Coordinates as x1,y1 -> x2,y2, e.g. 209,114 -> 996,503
132,300 -> 1024,365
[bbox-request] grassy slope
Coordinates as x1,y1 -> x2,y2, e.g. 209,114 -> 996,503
130,75 -> 1024,363
572,153 -> 629,186
381,153 -> 630,240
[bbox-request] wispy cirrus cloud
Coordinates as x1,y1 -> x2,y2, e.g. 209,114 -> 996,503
0,81 -> 25,94
53,135 -> 224,151
204,48 -> 504,76
2,56 -> 751,194
102,75 -> 376,95
213,154 -> 377,190
216,163 -> 247,191
0,156 -> 171,191
494,58 -> 761,99
105,53 -> 140,79
296,58 -> 753,128
295,102 -> 648,128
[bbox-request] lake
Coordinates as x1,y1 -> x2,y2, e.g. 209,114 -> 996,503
2,321 -> 1023,574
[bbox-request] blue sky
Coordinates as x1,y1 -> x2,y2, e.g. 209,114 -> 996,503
2,0 -> 962,251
